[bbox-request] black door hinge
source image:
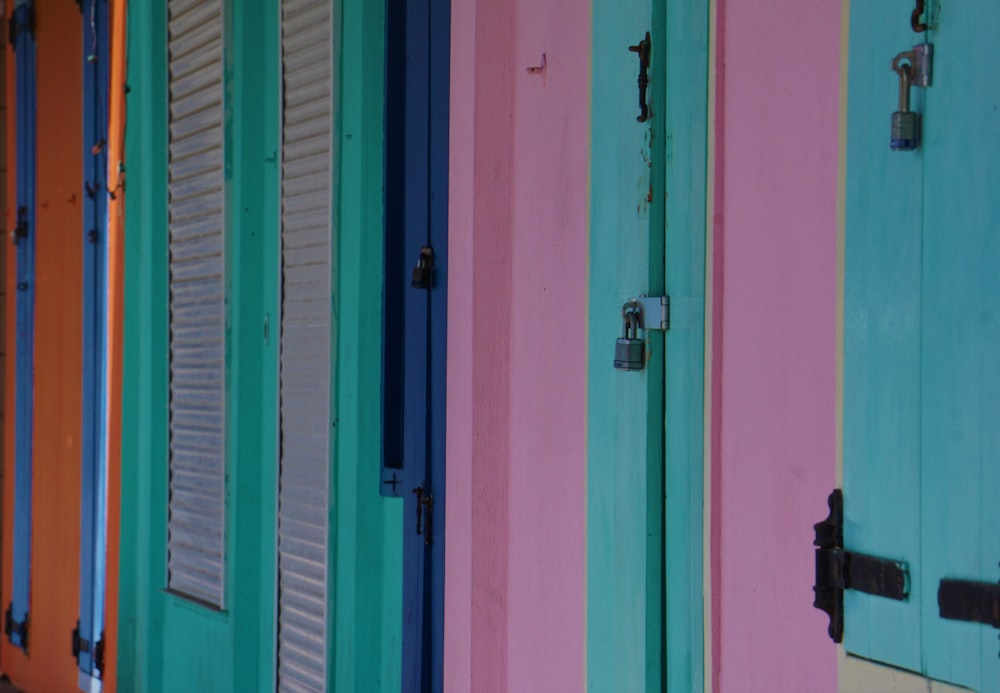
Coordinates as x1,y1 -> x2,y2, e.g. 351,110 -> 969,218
938,571 -> 1000,657
11,206 -> 28,245
5,604 -> 28,651
94,631 -> 105,675
813,489 -> 911,642
7,6 -> 35,51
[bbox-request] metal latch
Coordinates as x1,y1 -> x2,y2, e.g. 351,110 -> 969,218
4,604 -> 28,651
813,490 -> 910,642
630,295 -> 670,331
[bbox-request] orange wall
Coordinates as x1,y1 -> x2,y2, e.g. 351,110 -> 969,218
2,3 -> 84,690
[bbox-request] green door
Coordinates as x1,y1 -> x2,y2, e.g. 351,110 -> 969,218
586,0 -> 708,690
844,3 -> 1000,690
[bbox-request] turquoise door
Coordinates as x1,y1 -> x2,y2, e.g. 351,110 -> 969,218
586,0 -> 708,690
844,3 -> 1000,690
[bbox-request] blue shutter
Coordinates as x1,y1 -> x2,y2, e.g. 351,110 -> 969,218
77,0 -> 110,685
6,0 -> 37,653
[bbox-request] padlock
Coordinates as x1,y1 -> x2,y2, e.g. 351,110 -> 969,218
411,246 -> 434,289
614,306 -> 644,371
891,52 -> 919,151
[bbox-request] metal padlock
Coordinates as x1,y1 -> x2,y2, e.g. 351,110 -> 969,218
891,51 -> 919,151
411,246 -> 434,289
614,306 -> 644,371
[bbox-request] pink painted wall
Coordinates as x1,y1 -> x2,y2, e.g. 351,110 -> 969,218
712,1 -> 841,690
445,0 -> 590,690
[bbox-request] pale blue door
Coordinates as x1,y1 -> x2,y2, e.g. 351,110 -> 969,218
844,3 -> 1000,690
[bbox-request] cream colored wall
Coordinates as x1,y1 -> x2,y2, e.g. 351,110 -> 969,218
840,649 -> 974,693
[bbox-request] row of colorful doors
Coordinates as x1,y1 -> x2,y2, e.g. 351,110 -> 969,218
3,1 -> 116,690
3,0 -> 998,691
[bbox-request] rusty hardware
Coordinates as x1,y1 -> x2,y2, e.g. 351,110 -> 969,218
628,32 -> 651,123
813,490 -> 910,643
911,0 -> 928,32
413,486 -> 434,545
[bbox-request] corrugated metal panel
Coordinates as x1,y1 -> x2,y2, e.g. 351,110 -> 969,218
166,0 -> 226,609
277,0 -> 334,689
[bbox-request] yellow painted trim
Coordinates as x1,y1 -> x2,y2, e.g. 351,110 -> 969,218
702,0 -> 718,689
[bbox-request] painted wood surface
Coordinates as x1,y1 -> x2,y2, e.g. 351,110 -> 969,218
588,0 -> 708,689
846,2 -> 1000,690
118,1 -> 281,689
445,0 -> 589,689
2,1 -> 83,688
102,2 -> 128,690
334,0 -> 404,689
587,0 -> 663,685
712,0 -> 840,690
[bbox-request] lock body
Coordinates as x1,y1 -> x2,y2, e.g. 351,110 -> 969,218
891,111 -> 919,151
613,305 -> 645,371
614,337 -> 644,371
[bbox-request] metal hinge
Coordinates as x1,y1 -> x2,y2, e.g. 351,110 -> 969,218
813,490 -> 911,643
71,621 -> 105,674
10,206 -> 28,245
5,604 -> 28,651
7,5 -> 35,51
628,295 -> 670,331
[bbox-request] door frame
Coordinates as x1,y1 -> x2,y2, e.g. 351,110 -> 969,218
586,0 -> 710,690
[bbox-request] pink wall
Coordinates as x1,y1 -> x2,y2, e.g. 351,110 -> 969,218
712,1 -> 841,690
446,0 -> 590,690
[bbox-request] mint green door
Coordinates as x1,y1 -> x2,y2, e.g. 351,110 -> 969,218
844,4 -> 1000,690
586,0 -> 708,690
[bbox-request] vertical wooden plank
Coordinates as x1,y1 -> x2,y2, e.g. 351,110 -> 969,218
843,0 -> 923,671
334,0 -> 404,688
587,0 -> 660,689
919,4 -> 1000,690
103,2 -> 129,690
117,0 -> 170,688
661,1 -> 708,690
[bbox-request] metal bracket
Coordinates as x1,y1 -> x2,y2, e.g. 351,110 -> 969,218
813,490 -> 911,643
910,43 -> 933,87
626,295 -> 670,331
5,604 -> 28,651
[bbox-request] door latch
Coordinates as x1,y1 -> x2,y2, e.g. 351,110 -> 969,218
613,296 -> 669,372
628,33 -> 651,123
413,486 -> 434,545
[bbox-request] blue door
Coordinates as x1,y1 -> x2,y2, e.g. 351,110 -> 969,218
76,0 -> 110,686
382,0 -> 449,689
843,3 -> 1000,690
5,0 -> 36,654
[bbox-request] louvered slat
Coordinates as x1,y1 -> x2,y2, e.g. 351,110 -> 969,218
166,0 -> 226,609
277,0 -> 334,690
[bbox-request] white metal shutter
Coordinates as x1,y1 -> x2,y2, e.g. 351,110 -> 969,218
166,0 -> 226,608
277,0 -> 334,690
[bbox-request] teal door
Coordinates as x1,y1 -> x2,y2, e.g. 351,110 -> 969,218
844,3 -> 1000,690
586,0 -> 708,690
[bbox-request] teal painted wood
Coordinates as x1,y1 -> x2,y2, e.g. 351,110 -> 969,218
118,0 -> 170,687
919,5 -> 1000,689
587,0 -> 707,690
118,0 -> 281,689
333,0 -> 403,689
845,3 -> 1000,690
661,2 -> 708,691
844,0 -> 924,671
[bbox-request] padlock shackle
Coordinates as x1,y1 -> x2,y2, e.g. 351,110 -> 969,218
892,52 -> 914,113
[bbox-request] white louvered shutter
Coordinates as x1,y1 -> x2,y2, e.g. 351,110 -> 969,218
166,0 -> 226,609
277,0 -> 334,690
